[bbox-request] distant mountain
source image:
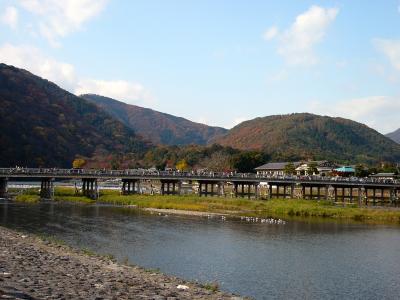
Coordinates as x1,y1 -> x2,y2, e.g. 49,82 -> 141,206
386,128 -> 400,144
0,64 -> 150,167
81,94 -> 227,146
213,113 -> 400,163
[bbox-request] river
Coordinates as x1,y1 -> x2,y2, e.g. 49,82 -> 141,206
0,201 -> 399,299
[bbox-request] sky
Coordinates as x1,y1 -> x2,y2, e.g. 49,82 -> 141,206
1,0 -> 400,134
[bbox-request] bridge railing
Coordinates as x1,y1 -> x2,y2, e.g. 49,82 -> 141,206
0,168 -> 399,186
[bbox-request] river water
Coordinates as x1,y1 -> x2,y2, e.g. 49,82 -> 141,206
0,201 -> 399,299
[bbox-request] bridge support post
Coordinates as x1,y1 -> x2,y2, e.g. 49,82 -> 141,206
218,182 -> 225,197
160,180 -> 180,195
0,177 -> 8,198
291,184 -> 295,199
122,179 -> 139,195
349,188 -> 353,203
389,188 -> 396,204
333,186 -> 337,202
82,178 -> 98,199
40,178 -> 54,200
325,185 -> 329,201
358,187 -> 363,206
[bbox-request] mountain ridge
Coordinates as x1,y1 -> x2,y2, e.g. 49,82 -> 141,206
0,63 -> 150,167
213,113 -> 400,163
386,128 -> 400,144
81,94 -> 227,146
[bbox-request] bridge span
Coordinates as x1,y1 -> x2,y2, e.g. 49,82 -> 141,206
0,168 -> 399,205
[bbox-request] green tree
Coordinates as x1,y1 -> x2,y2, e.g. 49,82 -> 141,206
232,152 -> 269,173
307,162 -> 318,175
284,162 -> 296,175
355,164 -> 369,177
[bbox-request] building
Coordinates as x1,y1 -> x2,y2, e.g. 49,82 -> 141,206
369,173 -> 398,180
333,166 -> 355,177
255,162 -> 302,176
295,161 -> 338,176
255,160 -> 338,177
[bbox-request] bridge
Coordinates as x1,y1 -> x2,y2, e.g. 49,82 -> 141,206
0,168 -> 399,204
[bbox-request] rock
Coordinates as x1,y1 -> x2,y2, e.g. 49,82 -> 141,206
176,284 -> 189,290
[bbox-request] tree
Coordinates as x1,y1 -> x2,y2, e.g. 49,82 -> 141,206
201,151 -> 232,172
355,164 -> 369,177
284,162 -> 296,175
307,162 -> 318,175
176,159 -> 189,171
232,152 -> 269,173
72,158 -> 86,169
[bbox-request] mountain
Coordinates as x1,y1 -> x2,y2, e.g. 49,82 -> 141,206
0,64 -> 150,168
213,113 -> 400,163
386,128 -> 400,144
81,94 -> 227,146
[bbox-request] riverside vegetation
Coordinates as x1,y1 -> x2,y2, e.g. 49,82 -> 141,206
13,187 -> 400,225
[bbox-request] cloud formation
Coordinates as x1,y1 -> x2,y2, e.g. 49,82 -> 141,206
374,38 -> 400,71
265,5 -> 339,66
0,43 -> 76,90
1,6 -> 18,29
263,26 -> 278,40
18,0 -> 108,46
0,43 -> 151,105
75,79 -> 152,105
310,96 -> 400,133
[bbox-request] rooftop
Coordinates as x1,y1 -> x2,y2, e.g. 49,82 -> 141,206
255,162 -> 302,170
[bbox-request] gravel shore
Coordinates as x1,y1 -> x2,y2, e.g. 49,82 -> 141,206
0,226 -> 243,300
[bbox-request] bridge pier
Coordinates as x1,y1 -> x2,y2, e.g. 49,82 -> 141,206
40,178 -> 54,200
82,178 -> 98,199
268,182 -> 295,199
160,180 -> 180,195
233,182 -> 259,199
361,187 -> 393,205
122,179 -> 140,195
300,184 -> 327,200
358,187 -> 364,205
198,181 -> 223,197
0,177 -> 8,198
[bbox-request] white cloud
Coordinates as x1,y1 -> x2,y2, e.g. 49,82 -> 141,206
265,6 -> 339,66
75,79 -> 153,105
18,0 -> 108,46
1,6 -> 18,29
309,96 -> 400,133
374,38 -> 400,71
263,26 -> 278,40
0,43 -> 77,90
0,43 -> 152,105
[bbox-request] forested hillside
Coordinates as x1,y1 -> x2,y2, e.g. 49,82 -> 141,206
0,64 -> 150,167
81,94 -> 227,146
214,113 -> 400,163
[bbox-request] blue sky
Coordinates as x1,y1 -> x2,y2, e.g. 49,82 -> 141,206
1,1 -> 400,133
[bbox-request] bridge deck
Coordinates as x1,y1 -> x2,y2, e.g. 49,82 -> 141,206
1,168 -> 399,189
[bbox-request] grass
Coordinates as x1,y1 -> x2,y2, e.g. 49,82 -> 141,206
15,194 -> 40,203
202,282 -> 220,292
12,186 -> 400,224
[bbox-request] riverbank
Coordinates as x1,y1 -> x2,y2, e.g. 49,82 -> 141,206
0,226 -> 241,299
13,187 -> 400,224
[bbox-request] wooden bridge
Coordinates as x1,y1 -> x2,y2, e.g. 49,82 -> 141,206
0,168 -> 399,205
